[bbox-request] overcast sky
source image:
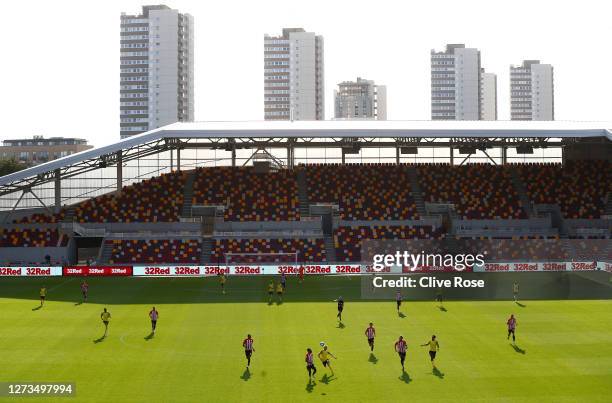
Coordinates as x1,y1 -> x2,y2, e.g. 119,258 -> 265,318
0,0 -> 610,147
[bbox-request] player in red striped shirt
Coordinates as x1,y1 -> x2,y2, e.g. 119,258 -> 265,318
242,334 -> 255,369
507,314 -> 517,343
365,322 -> 376,352
80,280 -> 89,303
394,336 -> 408,371
305,348 -> 317,379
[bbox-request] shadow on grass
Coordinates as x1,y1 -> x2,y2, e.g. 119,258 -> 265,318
399,371 -> 411,384
320,374 -> 335,384
240,368 -> 251,381
74,301 -> 83,306
368,353 -> 378,364
305,379 -> 316,393
438,306 -> 447,312
511,344 -> 526,354
433,367 -> 445,379
32,305 -> 42,311
276,300 -> 283,306
515,302 -> 527,308
337,322 -> 345,329
398,312 -> 406,318
144,332 -> 155,341
93,336 -> 106,344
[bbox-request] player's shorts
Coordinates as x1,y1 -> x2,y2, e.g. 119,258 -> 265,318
151,320 -> 157,325
398,352 -> 406,360
435,295 -> 442,301
396,301 -> 401,307
268,291 -> 273,295
429,351 -> 437,360
338,307 -> 343,312
103,320 -> 109,325
277,292 -> 283,295
40,296 -> 45,300
245,350 -> 252,358
368,338 -> 374,344
508,328 -> 515,333
306,364 -> 315,370
322,360 -> 330,367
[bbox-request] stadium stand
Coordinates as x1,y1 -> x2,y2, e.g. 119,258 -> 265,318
417,164 -> 527,219
0,228 -> 67,247
74,171 -> 186,223
334,225 -> 445,262
107,239 -> 202,264
211,238 -> 326,263
516,160 -> 612,219
457,238 -> 570,262
12,211 -> 65,224
192,167 -> 299,221
304,164 -> 419,220
1,162 -> 610,265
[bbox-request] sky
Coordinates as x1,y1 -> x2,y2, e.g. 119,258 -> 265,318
0,0 -> 610,147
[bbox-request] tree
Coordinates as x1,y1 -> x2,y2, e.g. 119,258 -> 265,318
0,159 -> 27,176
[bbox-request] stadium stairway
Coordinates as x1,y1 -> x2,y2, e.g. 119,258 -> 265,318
61,205 -> 77,223
200,237 -> 212,264
324,235 -> 337,262
98,240 -> 114,264
297,168 -> 310,218
407,166 -> 426,216
181,170 -> 196,217
561,238 -> 578,260
509,166 -> 534,218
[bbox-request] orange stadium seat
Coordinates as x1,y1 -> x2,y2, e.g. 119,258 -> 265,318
0,228 -> 66,247
192,167 -> 299,221
305,164 -> 419,220
108,239 -> 201,264
334,225 -> 445,262
517,161 -> 611,219
418,164 -> 526,219
75,171 -> 185,223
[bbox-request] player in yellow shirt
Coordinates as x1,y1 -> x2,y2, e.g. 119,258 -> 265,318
421,335 -> 440,368
39,286 -> 47,307
276,281 -> 284,303
318,345 -> 337,376
267,280 -> 275,303
219,273 -> 226,295
100,308 -> 111,337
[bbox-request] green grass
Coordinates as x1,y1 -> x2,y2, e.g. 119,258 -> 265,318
0,276 -> 611,402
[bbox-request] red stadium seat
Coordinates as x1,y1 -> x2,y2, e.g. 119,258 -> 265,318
108,239 -> 201,264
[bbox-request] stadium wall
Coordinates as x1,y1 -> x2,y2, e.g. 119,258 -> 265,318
0,242 -> 75,265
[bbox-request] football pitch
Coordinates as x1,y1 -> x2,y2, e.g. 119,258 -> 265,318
0,276 -> 611,402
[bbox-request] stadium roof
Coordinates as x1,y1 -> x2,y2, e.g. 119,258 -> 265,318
1,120 -> 611,193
